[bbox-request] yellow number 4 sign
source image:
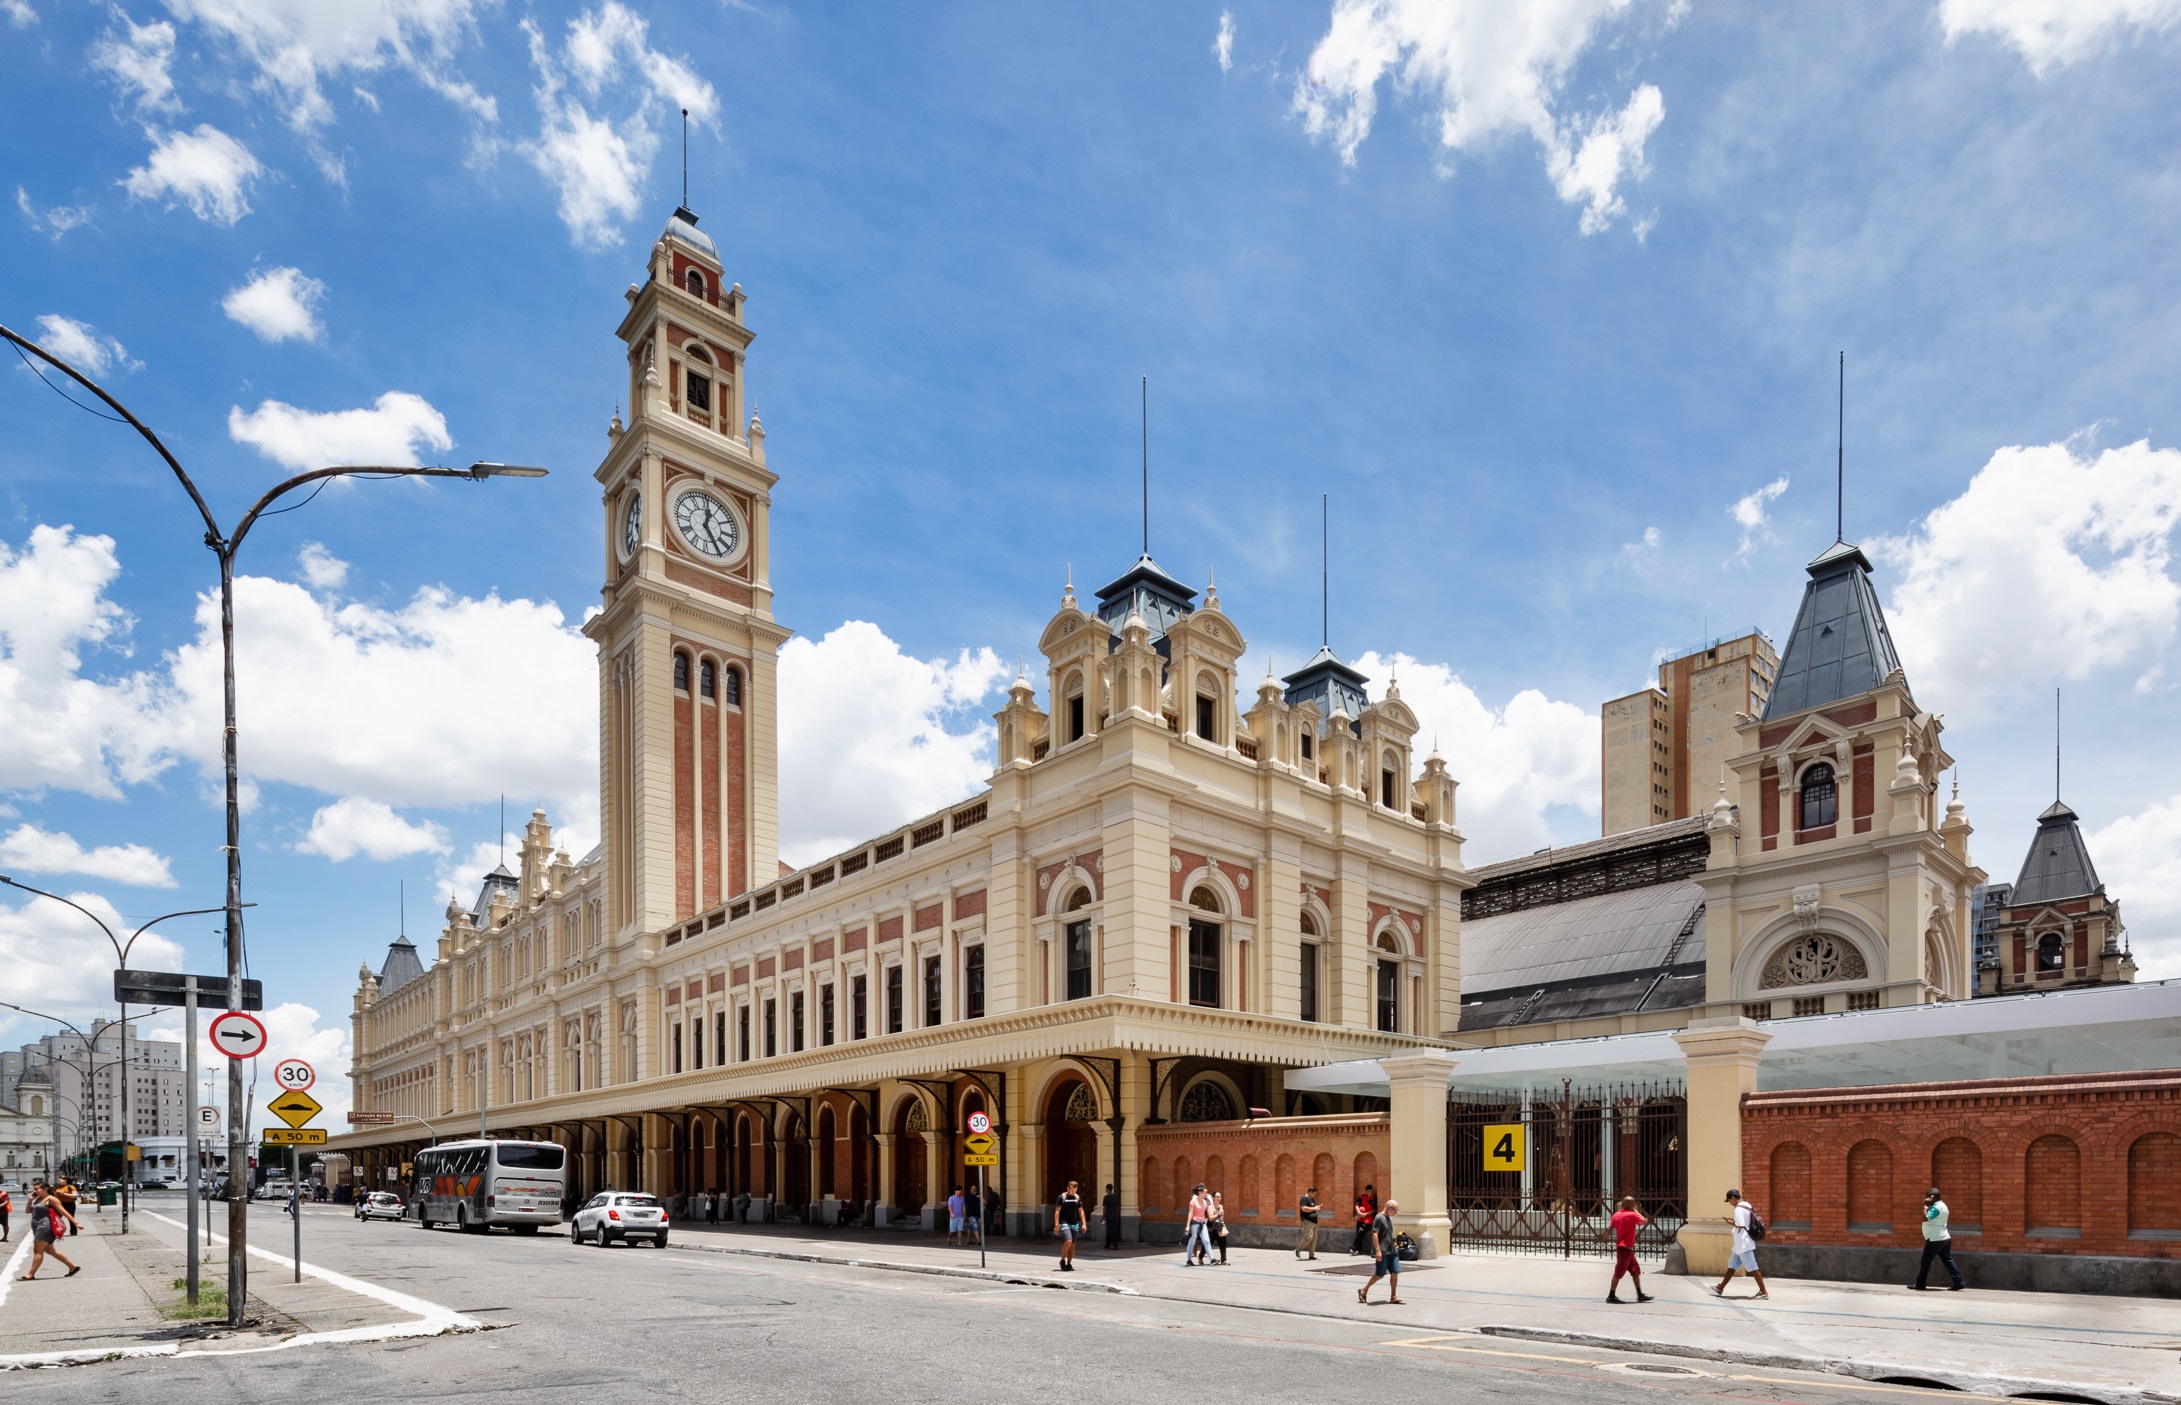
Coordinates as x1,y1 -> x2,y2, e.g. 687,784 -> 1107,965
1482,1123 -> 1525,1172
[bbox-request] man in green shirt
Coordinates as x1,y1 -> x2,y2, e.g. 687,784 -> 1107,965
1911,1186 -> 1965,1291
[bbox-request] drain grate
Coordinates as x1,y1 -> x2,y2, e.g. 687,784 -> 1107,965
1597,1362 -> 1705,1377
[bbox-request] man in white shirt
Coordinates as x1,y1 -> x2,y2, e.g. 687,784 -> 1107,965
1912,1186 -> 1965,1291
1710,1189 -> 1769,1299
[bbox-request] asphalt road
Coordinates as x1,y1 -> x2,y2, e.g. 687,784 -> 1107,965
10,1205 -> 1998,1405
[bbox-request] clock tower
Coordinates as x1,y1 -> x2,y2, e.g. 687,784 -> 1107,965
586,203 -> 787,943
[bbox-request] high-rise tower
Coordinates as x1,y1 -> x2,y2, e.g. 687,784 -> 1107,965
586,205 -> 788,943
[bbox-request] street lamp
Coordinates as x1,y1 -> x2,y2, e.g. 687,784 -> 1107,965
1,1015 -> 163,1212
2,322 -> 547,1324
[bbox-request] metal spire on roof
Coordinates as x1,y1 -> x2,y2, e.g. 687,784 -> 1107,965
1836,351 -> 1845,543
2055,687 -> 2062,802
681,107 -> 689,209
1141,375 -> 1149,557
1321,493 -> 1329,647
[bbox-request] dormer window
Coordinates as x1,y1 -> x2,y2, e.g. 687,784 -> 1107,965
685,269 -> 707,299
2037,932 -> 2065,972
1799,762 -> 1837,829
1301,731 -> 1314,761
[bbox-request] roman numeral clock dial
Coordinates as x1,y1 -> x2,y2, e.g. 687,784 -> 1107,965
672,489 -> 741,561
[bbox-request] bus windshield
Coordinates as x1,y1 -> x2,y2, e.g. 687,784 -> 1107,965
496,1144 -> 565,1170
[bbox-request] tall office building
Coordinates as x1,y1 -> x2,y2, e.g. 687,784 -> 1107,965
1601,632 -> 1779,835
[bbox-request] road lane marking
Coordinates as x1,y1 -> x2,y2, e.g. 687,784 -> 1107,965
0,1234 -> 34,1310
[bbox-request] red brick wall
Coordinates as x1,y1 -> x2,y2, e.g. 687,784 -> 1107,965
674,672 -> 694,917
1135,1114 -> 1389,1229
1743,1070 -> 2181,1257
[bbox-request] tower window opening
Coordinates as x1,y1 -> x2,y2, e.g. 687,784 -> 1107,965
1381,769 -> 1397,808
1301,731 -> 1314,762
2037,932 -> 2065,972
1195,694 -> 1217,741
1799,762 -> 1837,829
1067,691 -> 1085,742
673,652 -> 690,692
685,269 -> 707,299
685,372 -> 711,413
699,660 -> 717,699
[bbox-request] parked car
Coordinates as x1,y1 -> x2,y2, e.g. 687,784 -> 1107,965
570,1191 -> 668,1248
254,1179 -> 295,1201
355,1191 -> 406,1222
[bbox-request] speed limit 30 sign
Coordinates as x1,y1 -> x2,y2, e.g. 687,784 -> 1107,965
965,1110 -> 991,1136
274,1058 -> 315,1092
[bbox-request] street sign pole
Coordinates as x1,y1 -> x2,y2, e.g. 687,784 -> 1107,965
978,1162 -> 986,1269
227,963 -> 245,1327
184,975 -> 199,1305
291,1144 -> 301,1282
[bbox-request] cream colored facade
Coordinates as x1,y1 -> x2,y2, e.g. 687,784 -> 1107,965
1602,632 -> 1779,835
337,206 -> 1466,1233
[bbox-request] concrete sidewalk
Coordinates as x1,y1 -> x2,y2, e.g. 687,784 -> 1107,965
659,1219 -> 2181,1402
0,1204 -> 465,1368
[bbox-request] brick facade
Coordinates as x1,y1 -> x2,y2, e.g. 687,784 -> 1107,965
1135,1114 -> 1390,1244
1743,1070 -> 2181,1258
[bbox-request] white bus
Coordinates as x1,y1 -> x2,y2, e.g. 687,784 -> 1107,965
411,1139 -> 566,1234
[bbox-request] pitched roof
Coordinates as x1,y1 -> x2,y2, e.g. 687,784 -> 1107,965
1460,879 -> 1708,996
1762,540 -> 1909,720
378,936 -> 425,994
2011,799 -> 2104,905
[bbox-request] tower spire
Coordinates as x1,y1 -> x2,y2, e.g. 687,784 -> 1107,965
2055,686 -> 2062,803
1141,375 -> 1149,557
1321,493 -> 1329,647
681,106 -> 690,209
1836,350 -> 1845,543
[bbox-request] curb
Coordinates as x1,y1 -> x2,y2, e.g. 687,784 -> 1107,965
1476,1325 -> 2181,1405
666,1239 -> 1134,1294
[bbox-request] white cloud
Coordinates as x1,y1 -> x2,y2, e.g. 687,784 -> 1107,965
0,526 -> 139,799
776,622 -> 1007,865
1875,439 -> 2181,714
222,265 -> 327,343
1728,473 -> 1790,563
121,124 -> 264,225
2,0 -> 34,27
433,835 -> 515,910
2087,796 -> 2181,978
1353,651 -> 1600,863
1939,0 -> 2181,74
297,797 -> 449,861
92,14 -> 181,115
296,541 -> 349,590
161,0 -> 494,132
227,391 -> 452,469
520,3 -> 717,249
0,890 -> 185,1044
33,314 -> 137,376
16,187 -> 93,239
1620,524 -> 1662,563
1292,0 -> 1664,234
1214,10 -> 1236,72
0,824 -> 175,887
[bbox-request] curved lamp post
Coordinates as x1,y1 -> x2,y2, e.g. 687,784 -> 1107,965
2,322 -> 545,1322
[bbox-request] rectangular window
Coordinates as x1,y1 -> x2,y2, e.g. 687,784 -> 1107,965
1299,942 -> 1319,1023
1187,919 -> 1222,1008
690,1017 -> 702,1070
715,1011 -> 726,1066
1066,919 -> 1093,1001
671,1023 -> 683,1073
821,983 -> 836,1045
965,947 -> 985,1019
763,999 -> 776,1058
791,991 -> 805,1052
1068,694 -> 1085,741
1301,731 -> 1314,761
738,1004 -> 750,1061
686,372 -> 711,412
1375,959 -> 1399,1033
1195,695 -> 1216,741
1381,770 -> 1397,808
924,954 -> 943,1027
886,967 -> 903,1034
853,974 -> 869,1040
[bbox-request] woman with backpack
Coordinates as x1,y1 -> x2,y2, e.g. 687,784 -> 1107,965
1711,1189 -> 1768,1299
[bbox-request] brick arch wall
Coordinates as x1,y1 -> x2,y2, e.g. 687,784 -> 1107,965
1135,1115 -> 1389,1239
1743,1070 -> 2181,1257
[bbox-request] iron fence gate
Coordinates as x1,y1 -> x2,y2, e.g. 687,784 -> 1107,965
1447,1080 -> 1685,1257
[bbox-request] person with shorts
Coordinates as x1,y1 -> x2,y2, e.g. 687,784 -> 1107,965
1358,1197 -> 1403,1305
24,1181 -> 80,1279
1607,1196 -> 1654,1303
946,1186 -> 966,1246
1712,1189 -> 1768,1299
1296,1185 -> 1320,1259
1053,1179 -> 1085,1271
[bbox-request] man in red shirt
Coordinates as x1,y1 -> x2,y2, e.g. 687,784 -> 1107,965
1607,1196 -> 1654,1303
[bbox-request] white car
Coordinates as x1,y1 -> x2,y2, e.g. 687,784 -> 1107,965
355,1191 -> 406,1222
254,1180 -> 295,1201
570,1191 -> 668,1248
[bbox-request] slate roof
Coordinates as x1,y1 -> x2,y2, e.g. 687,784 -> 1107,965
1762,540 -> 1909,720
1093,553 -> 1196,647
2011,799 -> 2104,905
377,936 -> 425,994
1282,645 -> 1371,729
469,863 -> 521,928
662,205 -> 717,260
1460,879 -> 1709,996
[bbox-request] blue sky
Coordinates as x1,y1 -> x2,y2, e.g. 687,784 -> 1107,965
5,0 -> 2181,1121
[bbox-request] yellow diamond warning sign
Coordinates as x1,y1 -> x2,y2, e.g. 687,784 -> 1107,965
268,1089 -> 322,1129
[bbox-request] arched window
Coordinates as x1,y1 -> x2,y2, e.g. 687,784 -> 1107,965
723,666 -> 742,707
1187,895 -> 1222,1008
1064,888 -> 1094,1002
1178,1079 -> 1236,1123
2129,1133 -> 2181,1239
673,651 -> 691,692
685,268 -> 707,298
1298,911 -> 1321,1023
1381,750 -> 1400,809
1375,951 -> 1399,1032
700,660 -> 716,699
1799,762 -> 1837,829
2036,932 -> 2065,972
1189,887 -> 1223,914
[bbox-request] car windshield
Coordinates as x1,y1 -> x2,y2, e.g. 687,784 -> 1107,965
616,1195 -> 661,1208
496,1144 -> 565,1170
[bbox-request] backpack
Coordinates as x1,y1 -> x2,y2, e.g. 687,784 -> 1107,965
1745,1206 -> 1767,1242
1394,1233 -> 1420,1262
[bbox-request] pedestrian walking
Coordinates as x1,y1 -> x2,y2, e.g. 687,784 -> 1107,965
947,1186 -> 967,1246
1102,1182 -> 1121,1250
1209,1191 -> 1230,1265
56,1177 -> 80,1235
1606,1196 -> 1654,1303
1710,1190 -> 1769,1299
0,1183 -> 11,1242
1053,1179 -> 1085,1272
1357,1197 -> 1403,1305
985,1184 -> 1003,1238
23,1181 -> 80,1279
1182,1184 -> 1214,1265
964,1190 -> 982,1240
732,1189 -> 751,1223
1911,1186 -> 1966,1291
1350,1183 -> 1377,1255
1295,1185 -> 1320,1259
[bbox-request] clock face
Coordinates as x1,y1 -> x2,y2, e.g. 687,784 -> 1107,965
672,489 -> 741,561
620,492 -> 642,560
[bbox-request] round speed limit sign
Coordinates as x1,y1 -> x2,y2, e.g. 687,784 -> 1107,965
273,1058 -> 315,1092
965,1110 -> 991,1136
